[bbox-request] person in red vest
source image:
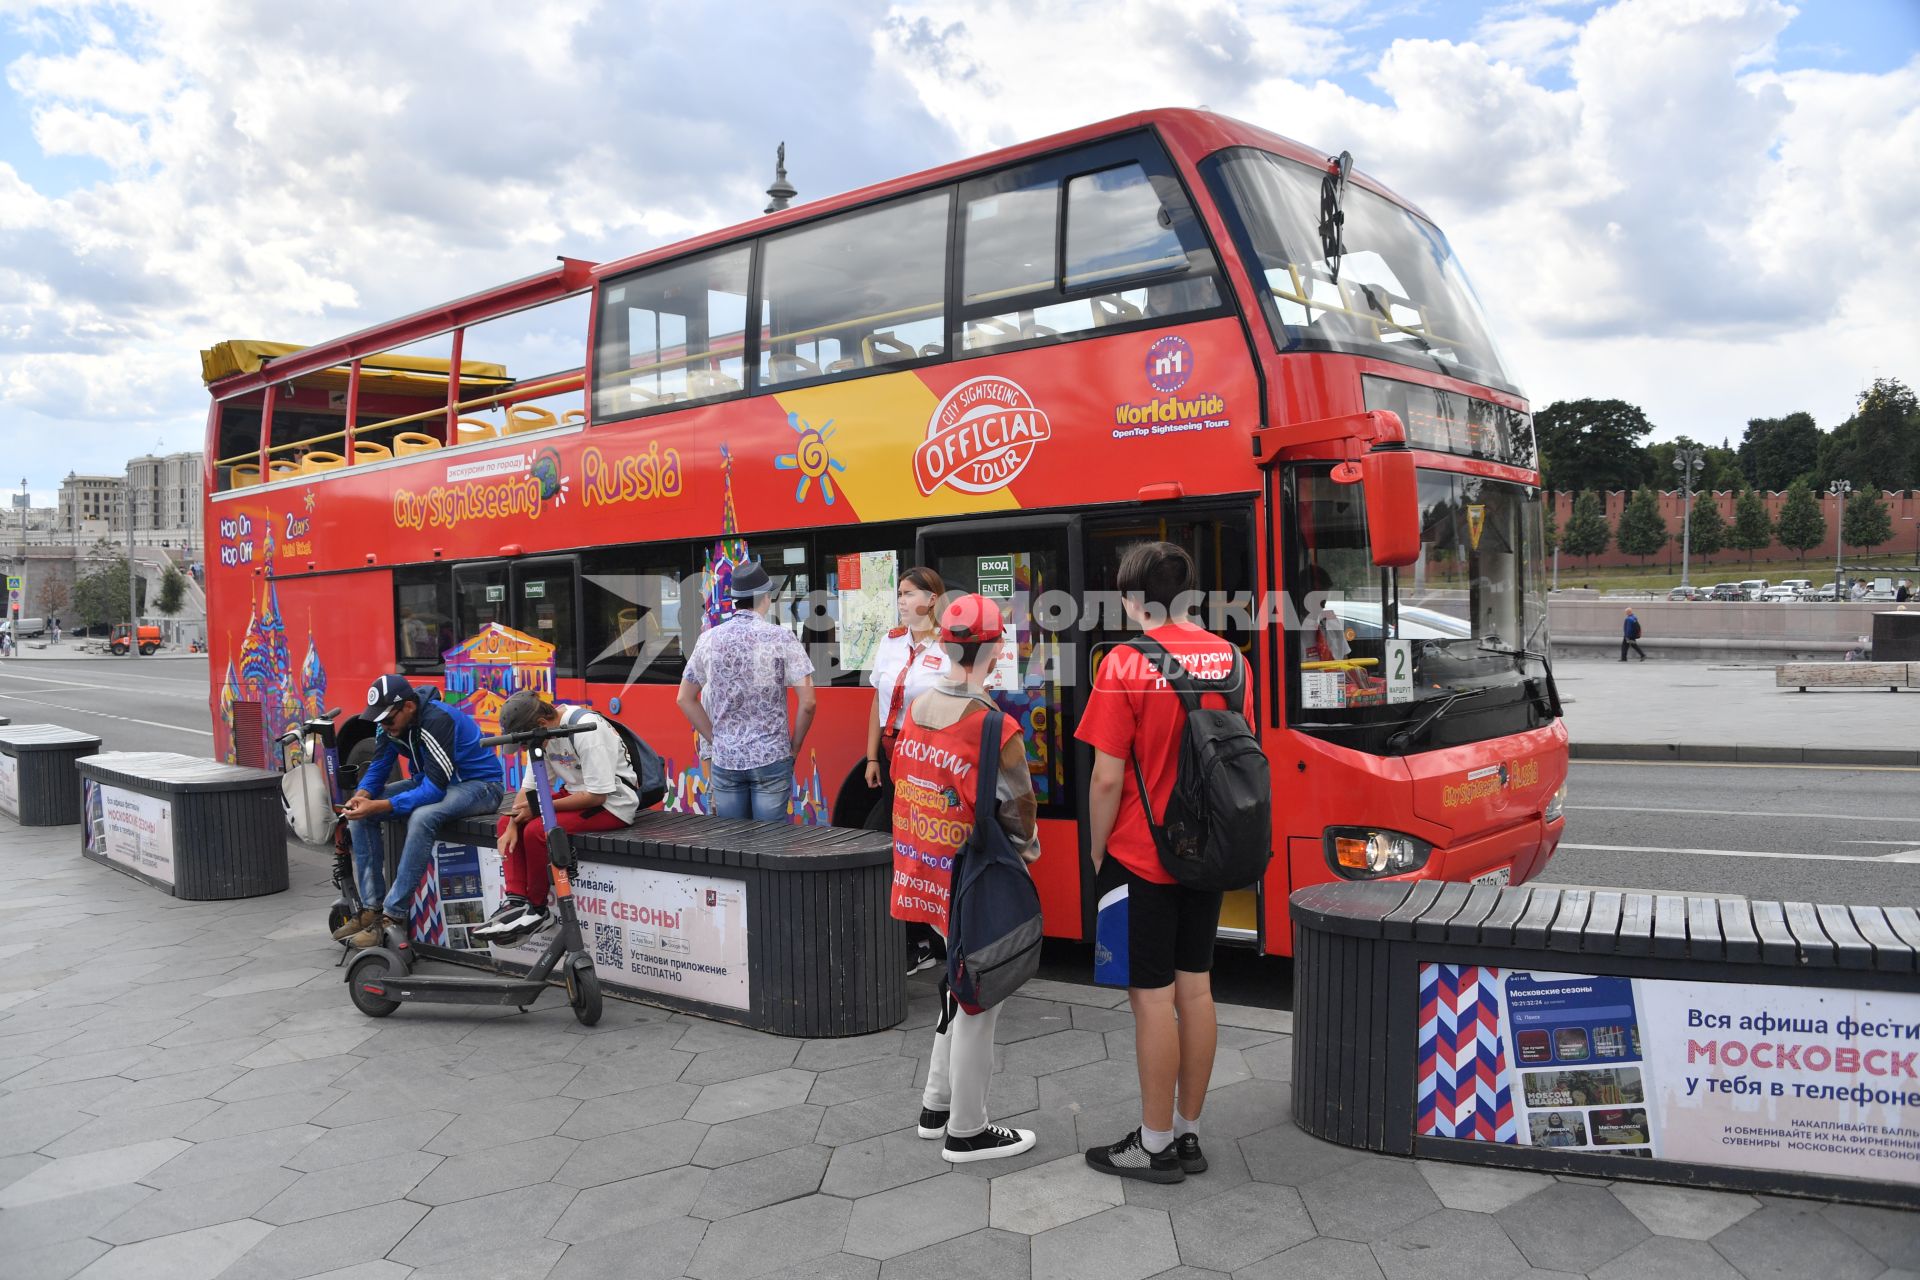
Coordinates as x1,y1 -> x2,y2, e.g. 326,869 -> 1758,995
890,593 -> 1040,1163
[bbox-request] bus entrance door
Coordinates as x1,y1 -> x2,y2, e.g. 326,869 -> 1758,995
916,517 -> 1081,935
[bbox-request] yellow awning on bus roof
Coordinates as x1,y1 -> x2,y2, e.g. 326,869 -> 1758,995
199,339 -> 512,390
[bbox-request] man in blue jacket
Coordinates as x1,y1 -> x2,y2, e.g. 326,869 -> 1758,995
334,674 -> 506,949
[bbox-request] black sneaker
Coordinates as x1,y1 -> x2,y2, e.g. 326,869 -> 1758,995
943,1123 -> 1035,1164
917,1107 -> 949,1139
473,898 -> 535,940
479,896 -> 529,927
1085,1129 -> 1184,1183
907,939 -> 939,975
1174,1132 -> 1207,1174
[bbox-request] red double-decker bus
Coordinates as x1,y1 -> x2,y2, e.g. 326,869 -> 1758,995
202,109 -> 1566,956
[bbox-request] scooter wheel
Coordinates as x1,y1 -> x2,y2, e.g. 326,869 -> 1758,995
569,965 -> 602,1027
347,955 -> 400,1018
327,902 -> 353,935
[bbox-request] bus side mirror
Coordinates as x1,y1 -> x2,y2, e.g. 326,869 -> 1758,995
1362,449 -> 1420,567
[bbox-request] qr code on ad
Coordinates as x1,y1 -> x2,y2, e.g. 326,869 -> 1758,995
593,923 -> 623,968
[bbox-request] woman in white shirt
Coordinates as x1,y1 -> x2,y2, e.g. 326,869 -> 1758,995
862,566 -> 950,972
864,566 -> 950,800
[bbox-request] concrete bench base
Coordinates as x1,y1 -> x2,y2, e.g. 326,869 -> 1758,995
77,752 -> 287,899
1774,661 -> 1915,691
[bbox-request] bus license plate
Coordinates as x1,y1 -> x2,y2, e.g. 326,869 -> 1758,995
1472,867 -> 1512,888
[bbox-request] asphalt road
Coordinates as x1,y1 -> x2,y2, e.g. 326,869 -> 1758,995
0,654 -> 214,751
1546,758 -> 1920,907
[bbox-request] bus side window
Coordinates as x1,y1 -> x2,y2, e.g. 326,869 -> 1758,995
453,562 -> 509,638
581,545 -> 695,684
757,190 -> 950,389
593,246 -> 752,422
394,566 -> 454,672
959,144 -> 1222,353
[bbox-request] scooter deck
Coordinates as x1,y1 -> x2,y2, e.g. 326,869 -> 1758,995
360,971 -> 550,1007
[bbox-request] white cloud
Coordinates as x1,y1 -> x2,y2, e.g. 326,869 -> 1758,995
0,0 -> 1914,489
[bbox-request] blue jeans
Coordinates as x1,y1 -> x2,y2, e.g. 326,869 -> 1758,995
350,778 -> 506,918
710,758 -> 793,821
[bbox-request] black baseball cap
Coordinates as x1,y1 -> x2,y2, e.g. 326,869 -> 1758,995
360,673 -> 417,723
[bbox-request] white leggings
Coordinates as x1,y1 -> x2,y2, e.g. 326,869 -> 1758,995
922,997 -> 1003,1139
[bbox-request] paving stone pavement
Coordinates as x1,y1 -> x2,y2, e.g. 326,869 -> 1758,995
1,814 -> 1912,1280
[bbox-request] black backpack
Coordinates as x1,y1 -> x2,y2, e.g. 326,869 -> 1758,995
945,709 -> 1044,1016
1124,638 -> 1273,892
567,707 -> 668,810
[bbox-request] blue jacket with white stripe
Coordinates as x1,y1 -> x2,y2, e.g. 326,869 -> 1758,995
357,689 -> 500,817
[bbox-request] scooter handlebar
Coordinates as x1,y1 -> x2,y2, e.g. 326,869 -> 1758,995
478,724 -> 593,749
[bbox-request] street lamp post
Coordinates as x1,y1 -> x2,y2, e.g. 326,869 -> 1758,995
1674,446 -> 1706,590
1829,479 -> 1852,597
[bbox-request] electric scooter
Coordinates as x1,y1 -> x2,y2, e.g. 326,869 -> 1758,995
343,721 -> 602,1026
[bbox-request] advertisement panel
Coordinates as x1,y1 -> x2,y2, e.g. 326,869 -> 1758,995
476,849 -> 750,1010
1417,963 -> 1920,1187
82,779 -> 176,886
0,752 -> 16,817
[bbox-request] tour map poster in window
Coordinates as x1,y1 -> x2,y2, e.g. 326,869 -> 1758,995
1416,963 -> 1920,1187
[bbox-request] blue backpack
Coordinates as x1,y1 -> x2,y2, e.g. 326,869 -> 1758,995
945,709 -> 1044,1017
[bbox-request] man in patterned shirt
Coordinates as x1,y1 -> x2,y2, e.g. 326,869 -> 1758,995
676,559 -> 817,820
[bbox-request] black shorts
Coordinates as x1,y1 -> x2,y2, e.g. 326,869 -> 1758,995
1093,855 -> 1223,990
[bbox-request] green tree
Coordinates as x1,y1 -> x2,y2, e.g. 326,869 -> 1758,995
1842,488 -> 1894,556
156,566 -> 186,616
1560,490 -> 1611,560
1615,488 -> 1669,565
1534,399 -> 1657,493
1686,490 -> 1727,557
1738,412 -> 1821,490
1819,379 -> 1919,491
73,559 -> 145,629
1730,488 -> 1775,564
1649,436 -> 1741,495
1774,478 -> 1826,564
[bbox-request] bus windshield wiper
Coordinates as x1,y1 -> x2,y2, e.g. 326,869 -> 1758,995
1385,686 -> 1499,755
1478,638 -> 1563,719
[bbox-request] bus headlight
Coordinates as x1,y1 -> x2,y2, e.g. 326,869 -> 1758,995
1544,779 -> 1567,823
1325,827 -> 1433,879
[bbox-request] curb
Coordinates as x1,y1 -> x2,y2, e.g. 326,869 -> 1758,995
1572,741 -> 1920,768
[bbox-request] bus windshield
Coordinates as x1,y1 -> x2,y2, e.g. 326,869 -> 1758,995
1294,465 -> 1548,730
1205,148 -> 1512,391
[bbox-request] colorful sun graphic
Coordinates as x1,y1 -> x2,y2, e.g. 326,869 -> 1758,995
774,412 -> 846,505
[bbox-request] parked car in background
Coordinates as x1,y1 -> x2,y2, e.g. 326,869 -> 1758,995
1738,579 -> 1769,600
1779,579 -> 1813,595
0,617 -> 48,638
1708,583 -> 1747,601
1805,583 -> 1841,602
1666,585 -> 1702,601
1759,586 -> 1801,603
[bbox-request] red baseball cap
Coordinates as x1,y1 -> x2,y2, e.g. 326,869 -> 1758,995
938,593 -> 1005,644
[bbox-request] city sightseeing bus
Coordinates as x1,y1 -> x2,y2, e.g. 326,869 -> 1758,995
201,109 -> 1567,957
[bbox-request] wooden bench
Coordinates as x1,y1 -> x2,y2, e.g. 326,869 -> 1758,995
1774,661 -> 1914,692
379,811 -> 903,1037
0,724 -> 104,825
77,752 -> 288,899
1291,880 -> 1919,1210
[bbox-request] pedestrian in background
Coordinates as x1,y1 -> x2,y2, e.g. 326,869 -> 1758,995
677,558 -> 816,821
1620,609 -> 1647,662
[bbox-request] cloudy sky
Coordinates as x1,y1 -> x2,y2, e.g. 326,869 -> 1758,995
1,0 -> 1915,503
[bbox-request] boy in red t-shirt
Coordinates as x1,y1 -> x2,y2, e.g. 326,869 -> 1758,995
1076,541 -> 1239,1184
